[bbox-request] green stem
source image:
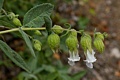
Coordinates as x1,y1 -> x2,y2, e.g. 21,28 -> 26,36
0,27 -> 81,34
2,9 -> 8,16
0,27 -> 46,34
51,28 -> 81,33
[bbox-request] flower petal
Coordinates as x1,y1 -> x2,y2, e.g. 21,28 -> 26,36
85,50 -> 96,63
68,50 -> 80,61
86,62 -> 93,68
68,60 -> 75,66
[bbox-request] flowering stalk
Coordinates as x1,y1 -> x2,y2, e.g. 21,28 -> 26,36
0,27 -> 81,35
66,29 -> 80,66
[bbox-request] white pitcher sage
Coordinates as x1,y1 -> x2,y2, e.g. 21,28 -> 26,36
66,30 -> 80,66
84,50 -> 96,68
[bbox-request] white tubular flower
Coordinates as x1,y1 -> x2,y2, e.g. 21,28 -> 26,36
68,50 -> 80,62
84,50 -> 97,68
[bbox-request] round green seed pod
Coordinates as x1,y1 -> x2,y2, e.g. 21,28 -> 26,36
80,34 -> 92,52
34,30 -> 42,36
47,33 -> 60,49
12,18 -> 22,27
66,36 -> 78,51
95,32 -> 104,40
33,39 -> 42,51
52,25 -> 63,34
93,38 -> 105,53
70,29 -> 77,37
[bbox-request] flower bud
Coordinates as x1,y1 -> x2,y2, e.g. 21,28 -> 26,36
47,33 -> 60,49
103,32 -> 108,38
34,30 -> 42,36
66,36 -> 78,52
70,29 -> 77,37
80,34 -> 92,53
12,18 -> 22,27
95,32 -> 104,40
8,12 -> 16,20
93,38 -> 105,53
52,25 -> 63,34
33,39 -> 42,51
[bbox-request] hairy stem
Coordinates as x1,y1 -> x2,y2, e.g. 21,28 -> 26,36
0,27 -> 46,34
0,27 -> 81,34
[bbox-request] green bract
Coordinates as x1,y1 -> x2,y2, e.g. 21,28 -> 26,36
12,18 -> 22,27
93,38 -> 105,53
80,34 -> 92,53
47,33 -> 60,49
52,25 -> 63,34
33,39 -> 42,51
66,36 -> 78,52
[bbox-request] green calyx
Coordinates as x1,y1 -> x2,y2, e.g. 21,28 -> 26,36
47,33 -> 60,49
80,33 -> 92,53
52,25 -> 63,34
66,36 -> 78,52
33,39 -> 42,51
95,32 -> 104,40
12,18 -> 22,27
8,12 -> 16,20
93,38 -> 105,53
70,29 -> 77,37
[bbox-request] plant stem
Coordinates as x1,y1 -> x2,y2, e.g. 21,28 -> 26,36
0,27 -> 81,34
2,9 -> 8,16
0,27 -> 46,34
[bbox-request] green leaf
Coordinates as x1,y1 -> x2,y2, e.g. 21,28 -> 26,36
58,67 -> 69,74
0,0 -> 4,11
28,57 -> 37,72
19,28 -> 36,57
38,74 -> 46,80
46,72 -> 58,80
78,17 -> 89,30
23,3 -> 54,27
18,72 -> 38,80
44,16 -> 52,35
33,67 -> 44,74
45,48 -> 53,57
60,74 -> 72,80
0,40 -> 30,72
72,70 -> 87,80
42,65 -> 56,73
